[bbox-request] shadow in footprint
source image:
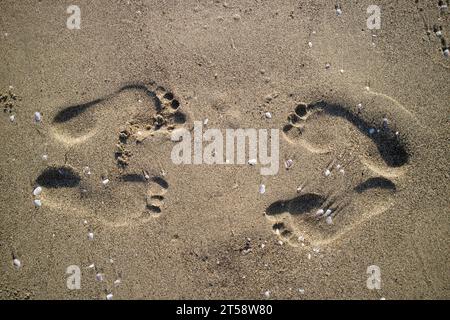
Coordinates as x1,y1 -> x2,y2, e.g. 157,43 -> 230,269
266,193 -> 326,216
354,177 -> 396,193
35,166 -> 80,188
308,101 -> 409,167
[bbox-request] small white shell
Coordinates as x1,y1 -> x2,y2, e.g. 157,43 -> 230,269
34,112 -> 42,123
9,115 -> 15,122
340,69 -> 344,74
298,288 -> 305,294
87,263 -> 95,269
96,273 -> 104,282
203,118 -> 209,125
42,154 -> 48,161
336,8 -> 342,16
106,293 -> 113,300
315,209 -> 324,216
102,178 -> 110,186
324,169 -> 331,177
326,216 -> 333,225
368,128 -> 375,135
33,186 -> 42,196
248,159 -> 257,166
308,41 -> 312,48
87,232 -> 94,240
264,290 -> 271,298
307,253 -> 312,260
285,159 -> 293,169
444,49 -> 449,58
325,63 -> 331,69
33,199 -> 42,207
13,258 -> 21,268
259,184 -> 266,194
264,112 -> 272,119
325,209 -> 332,217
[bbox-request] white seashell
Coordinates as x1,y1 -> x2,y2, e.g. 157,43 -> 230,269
324,169 -> 331,177
340,69 -> 344,74
9,115 -> 15,122
307,253 -> 311,260
278,240 -> 284,246
313,247 -> 320,253
324,209 -> 332,217
114,278 -> 121,286
42,154 -> 48,161
336,164 -> 341,170
248,159 -> 257,166
264,112 -> 272,119
298,235 -> 304,242
285,159 -> 293,169
296,186 -> 302,193
444,49 -> 449,58
106,293 -> 113,300
264,290 -> 271,298
102,178 -> 109,186
83,166 -> 91,175
259,184 -> 266,194
298,288 -> 305,294
325,63 -> 331,69
13,258 -> 21,268
33,186 -> 42,196
308,41 -> 312,48
436,30 -> 442,37
87,263 -> 95,269
203,118 -> 209,125
336,8 -> 342,16
357,103 -> 362,109
96,273 -> 104,282
339,168 -> 345,174
33,199 -> 42,207
315,209 -> 324,216
34,112 -> 42,123
87,232 -> 94,240
260,243 -> 266,249
326,216 -> 333,225
368,128 -> 375,135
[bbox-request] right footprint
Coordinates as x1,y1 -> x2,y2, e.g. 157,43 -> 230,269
266,87 -> 417,246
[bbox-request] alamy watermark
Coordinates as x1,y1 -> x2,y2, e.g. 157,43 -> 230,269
171,121 -> 279,175
66,265 -> 81,290
366,265 -> 381,290
367,5 -> 381,30
66,5 -> 81,30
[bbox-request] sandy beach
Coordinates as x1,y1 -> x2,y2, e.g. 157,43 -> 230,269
0,0 -> 449,299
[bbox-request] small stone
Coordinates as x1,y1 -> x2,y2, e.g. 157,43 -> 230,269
307,253 -> 311,260
325,209 -> 332,216
33,199 -> 42,207
264,112 -> 272,119
114,278 -> 121,286
106,293 -> 113,300
443,48 -> 449,58
325,63 -> 331,69
336,8 -> 342,16
324,169 -> 331,177
315,209 -> 324,217
368,128 -> 376,135
298,288 -> 305,294
96,273 -> 104,282
203,118 -> 209,125
9,115 -> 15,122
264,290 -> 271,298
326,216 -> 333,225
87,232 -> 94,240
233,13 -> 241,21
340,69 -> 344,74
308,41 -> 312,48
102,178 -> 110,186
42,154 -> 48,161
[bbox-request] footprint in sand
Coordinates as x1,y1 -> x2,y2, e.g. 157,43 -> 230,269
265,85 -> 420,246
34,81 -> 188,227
